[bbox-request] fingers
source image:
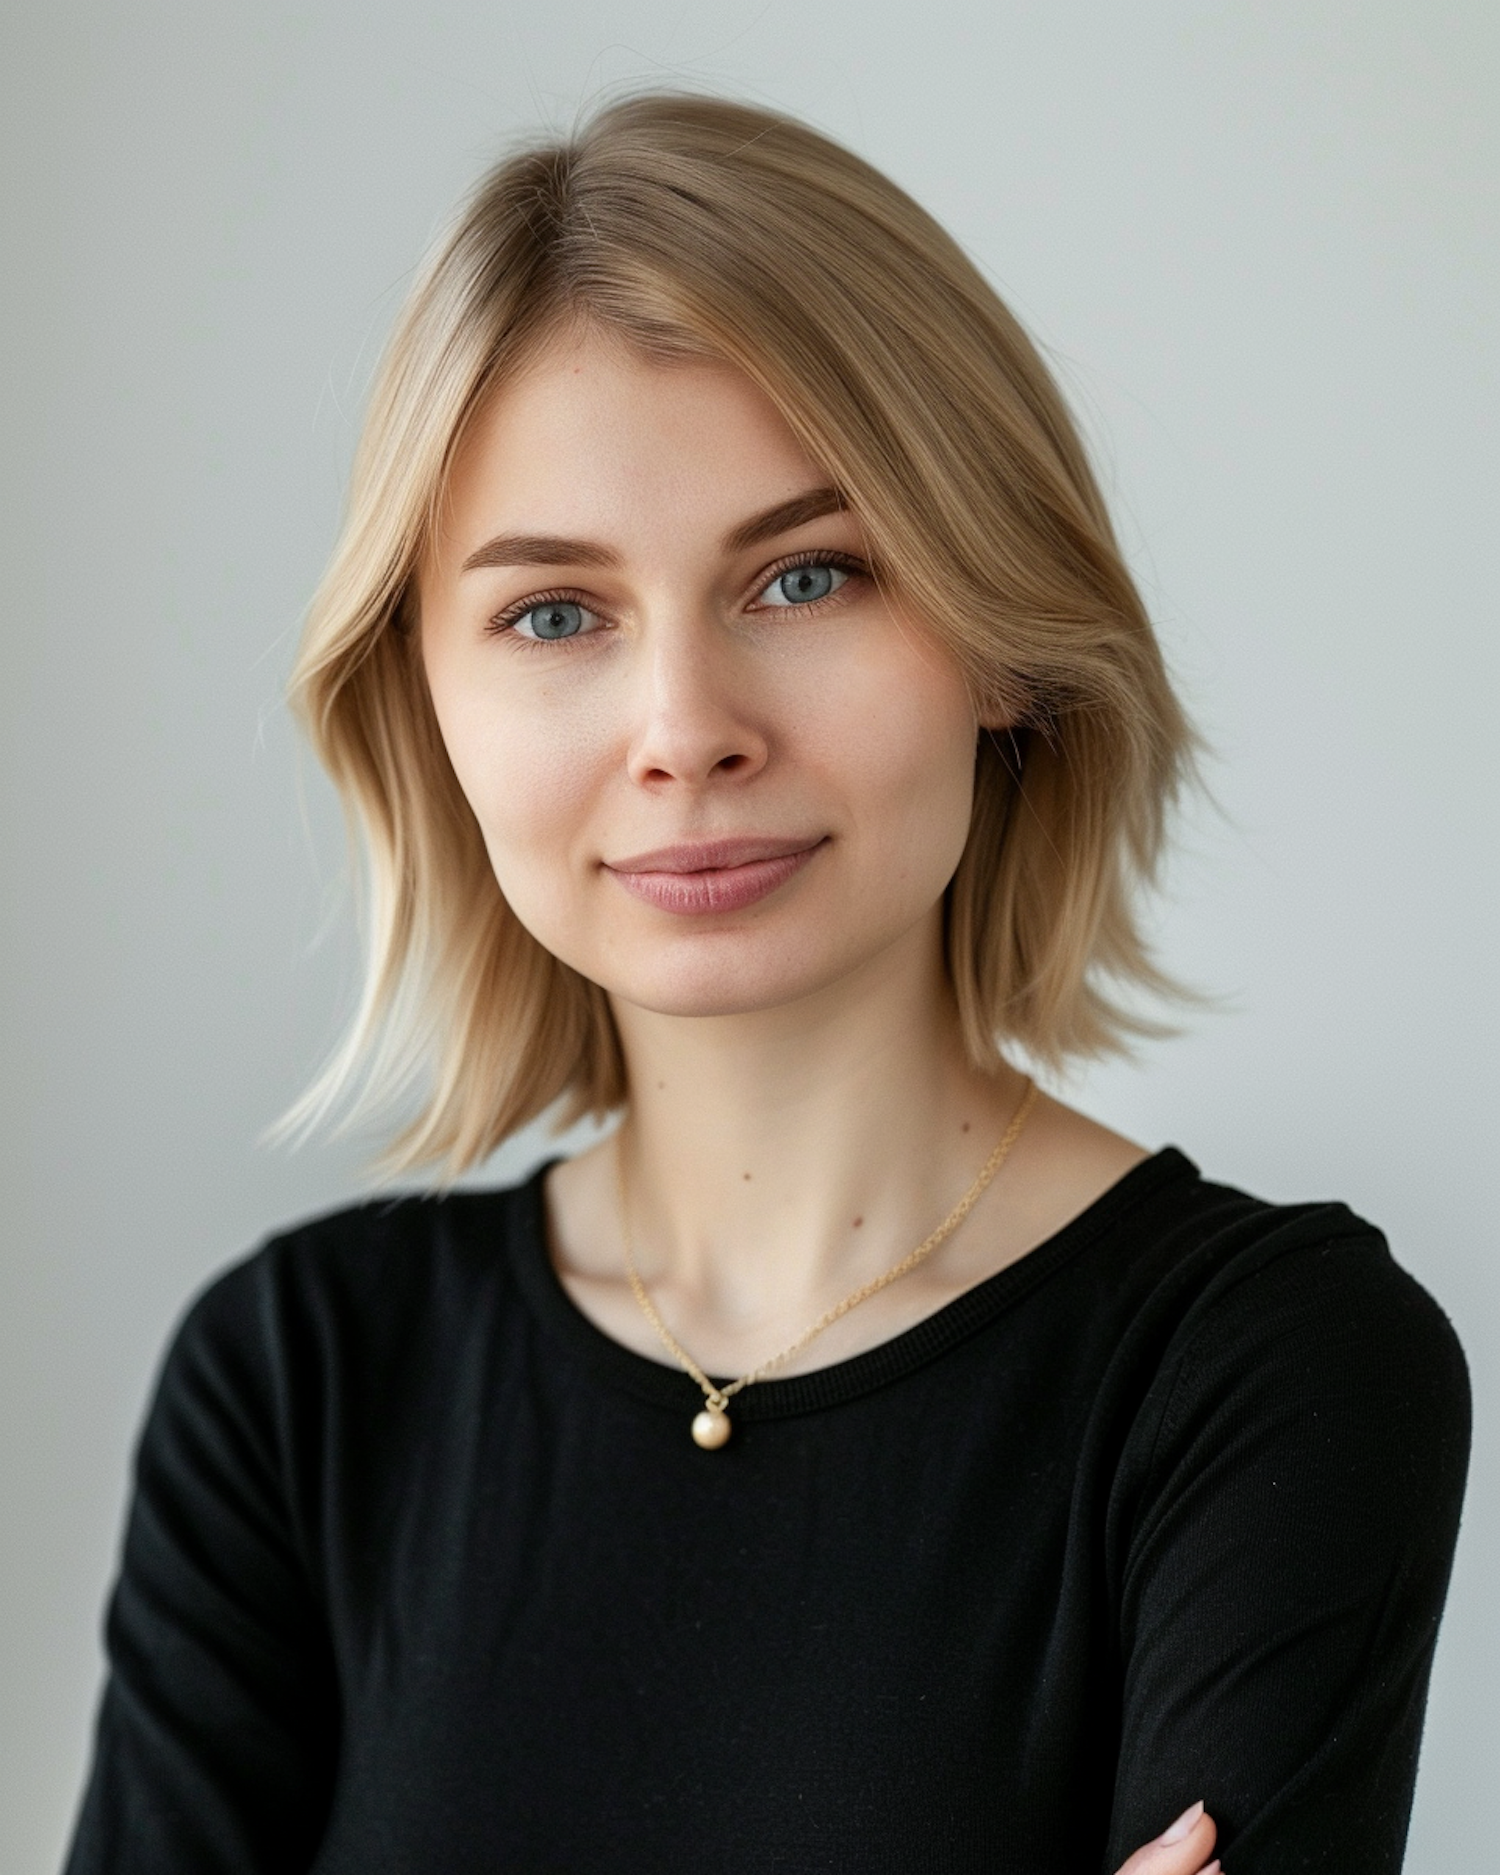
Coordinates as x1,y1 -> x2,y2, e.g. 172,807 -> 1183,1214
1111,1801 -> 1220,1875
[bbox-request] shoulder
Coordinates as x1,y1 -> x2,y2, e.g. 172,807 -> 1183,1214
1143,1158 -> 1467,1389
1093,1144 -> 1458,1340
158,1168 -> 551,1414
117,1169 -> 558,1582
1013,1095 -> 1459,1371
1113,1155 -> 1472,1518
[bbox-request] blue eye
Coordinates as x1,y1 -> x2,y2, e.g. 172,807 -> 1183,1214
757,563 -> 849,607
512,600 -> 597,641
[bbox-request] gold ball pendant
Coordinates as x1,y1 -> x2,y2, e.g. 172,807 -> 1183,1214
691,1406 -> 732,1449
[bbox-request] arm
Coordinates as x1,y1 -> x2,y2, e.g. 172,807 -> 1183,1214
64,1256 -> 339,1873
1103,1231 -> 1470,1873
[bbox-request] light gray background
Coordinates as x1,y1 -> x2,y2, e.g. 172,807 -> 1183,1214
2,2 -> 1495,1869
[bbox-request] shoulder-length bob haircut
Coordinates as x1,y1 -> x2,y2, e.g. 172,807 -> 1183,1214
285,90 -> 1198,1178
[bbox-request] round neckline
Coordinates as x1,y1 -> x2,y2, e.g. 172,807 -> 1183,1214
503,1145 -> 1199,1422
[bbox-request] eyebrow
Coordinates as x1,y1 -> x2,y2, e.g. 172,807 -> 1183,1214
458,485 -> 847,574
724,485 -> 847,552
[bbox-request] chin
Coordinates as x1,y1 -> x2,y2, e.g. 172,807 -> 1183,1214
593,939 -> 851,1023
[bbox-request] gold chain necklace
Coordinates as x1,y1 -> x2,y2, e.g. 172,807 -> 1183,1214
617,1078 -> 1038,1448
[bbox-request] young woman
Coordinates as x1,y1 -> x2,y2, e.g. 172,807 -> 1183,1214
65,94 -> 1469,1874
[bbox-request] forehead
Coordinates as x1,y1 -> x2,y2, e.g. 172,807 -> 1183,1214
436,327 -> 831,556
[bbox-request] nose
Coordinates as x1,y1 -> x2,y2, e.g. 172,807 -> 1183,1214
624,617 -> 769,790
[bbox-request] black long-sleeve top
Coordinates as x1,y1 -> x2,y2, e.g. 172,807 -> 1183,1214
64,1148 -> 1470,1873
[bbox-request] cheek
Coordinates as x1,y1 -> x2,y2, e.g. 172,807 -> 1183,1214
817,649 -> 978,878
424,655 -> 611,893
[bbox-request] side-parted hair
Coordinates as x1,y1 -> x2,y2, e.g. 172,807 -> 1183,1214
285,90 -> 1198,1177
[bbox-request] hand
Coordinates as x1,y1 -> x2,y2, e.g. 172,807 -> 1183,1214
1113,1800 -> 1220,1875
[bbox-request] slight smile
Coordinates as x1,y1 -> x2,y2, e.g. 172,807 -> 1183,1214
604,837 -> 828,916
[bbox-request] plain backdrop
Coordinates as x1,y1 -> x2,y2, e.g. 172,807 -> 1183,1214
2,2 -> 1495,1869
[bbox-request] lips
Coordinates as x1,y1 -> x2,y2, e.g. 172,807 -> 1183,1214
608,835 -> 822,874
604,835 -> 827,915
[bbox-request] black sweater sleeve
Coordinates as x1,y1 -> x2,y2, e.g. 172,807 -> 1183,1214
63,1259 -> 339,1875
1102,1230 -> 1471,1874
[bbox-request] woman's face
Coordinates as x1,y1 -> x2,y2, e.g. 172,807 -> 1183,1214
419,325 -> 988,1023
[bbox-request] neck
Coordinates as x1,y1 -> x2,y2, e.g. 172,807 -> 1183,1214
610,913 -> 1026,1327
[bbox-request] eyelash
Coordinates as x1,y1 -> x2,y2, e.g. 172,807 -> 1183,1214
485,549 -> 871,649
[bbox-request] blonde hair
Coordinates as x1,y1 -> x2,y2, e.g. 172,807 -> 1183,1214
286,91 -> 1198,1177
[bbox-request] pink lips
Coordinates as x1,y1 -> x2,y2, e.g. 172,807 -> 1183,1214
605,836 -> 827,915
